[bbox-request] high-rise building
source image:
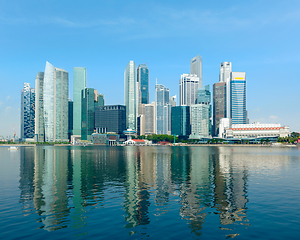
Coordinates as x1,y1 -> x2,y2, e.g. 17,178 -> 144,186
156,84 -> 169,134
35,72 -> 44,142
219,62 -> 232,118
145,102 -> 156,135
171,106 -> 190,137
190,85 -> 211,139
43,61 -> 69,142
81,88 -> 96,140
190,55 -> 203,87
73,67 -> 87,137
68,100 -> 73,141
179,74 -> 199,106
95,105 -> 126,135
97,94 -> 105,106
213,82 -> 226,136
137,64 -> 149,104
124,61 -> 138,130
21,83 -> 35,140
230,72 -> 246,124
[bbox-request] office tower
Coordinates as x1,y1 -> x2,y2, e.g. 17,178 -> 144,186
73,67 -> 87,138
43,61 -> 69,142
145,102 -> 156,135
137,104 -> 146,136
230,72 -> 246,124
190,85 -> 211,138
95,105 -> 126,135
68,100 -> 73,141
35,72 -> 44,142
81,88 -> 96,140
171,106 -> 190,137
213,82 -> 226,136
137,64 -> 149,104
219,62 -> 232,118
97,94 -> 105,106
190,55 -> 203,87
179,74 -> 199,106
124,61 -> 138,130
156,84 -> 169,134
169,95 -> 176,107
21,83 -> 35,140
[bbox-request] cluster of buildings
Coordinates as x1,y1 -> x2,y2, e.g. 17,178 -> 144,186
19,55 -> 290,144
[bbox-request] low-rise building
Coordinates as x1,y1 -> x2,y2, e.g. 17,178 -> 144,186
224,122 -> 290,139
92,133 -> 119,145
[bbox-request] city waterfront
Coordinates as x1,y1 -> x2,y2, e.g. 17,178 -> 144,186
0,146 -> 299,239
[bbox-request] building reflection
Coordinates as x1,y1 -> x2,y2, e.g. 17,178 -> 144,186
18,146 -> 291,237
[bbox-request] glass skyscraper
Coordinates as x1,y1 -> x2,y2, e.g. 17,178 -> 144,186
137,64 -> 149,104
190,55 -> 202,87
156,84 -> 169,135
230,72 -> 246,124
35,72 -> 44,142
73,67 -> 87,137
43,61 -> 69,142
213,82 -> 226,136
179,74 -> 199,106
219,62 -> 232,119
124,61 -> 138,130
81,88 -> 96,140
171,106 -> 190,137
21,83 -> 35,140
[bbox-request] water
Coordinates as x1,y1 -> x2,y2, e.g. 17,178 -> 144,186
0,145 -> 300,239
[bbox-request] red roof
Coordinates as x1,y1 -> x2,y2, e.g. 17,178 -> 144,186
132,139 -> 145,142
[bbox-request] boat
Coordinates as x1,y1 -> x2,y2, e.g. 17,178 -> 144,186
8,146 -> 18,150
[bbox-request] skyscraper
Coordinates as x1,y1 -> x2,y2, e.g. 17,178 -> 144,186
43,61 -> 69,142
21,83 -> 35,140
230,72 -> 246,124
73,67 -> 87,138
219,62 -> 232,118
213,82 -> 226,136
190,85 -> 211,139
144,102 -> 156,135
190,55 -> 203,87
179,74 -> 199,106
35,72 -> 44,142
124,61 -> 138,130
137,64 -> 149,104
81,88 -> 96,140
156,84 -> 169,134
68,100 -> 73,141
171,106 -> 190,137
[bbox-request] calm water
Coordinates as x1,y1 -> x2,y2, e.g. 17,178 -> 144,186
0,146 -> 300,239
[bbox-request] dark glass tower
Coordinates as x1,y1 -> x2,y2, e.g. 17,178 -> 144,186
137,64 -> 149,104
213,82 -> 226,136
81,88 -> 96,140
21,83 -> 35,140
171,106 -> 190,137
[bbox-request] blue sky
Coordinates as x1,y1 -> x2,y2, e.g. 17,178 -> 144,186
0,0 -> 300,137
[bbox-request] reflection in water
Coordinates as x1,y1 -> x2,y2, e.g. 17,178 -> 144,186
18,146 -> 293,238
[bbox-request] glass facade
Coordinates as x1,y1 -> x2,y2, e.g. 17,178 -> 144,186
137,64 -> 149,104
124,61 -> 138,130
43,61 -> 69,142
21,83 -> 35,140
230,72 -> 246,125
35,72 -> 44,142
68,100 -> 73,141
190,104 -> 211,138
95,105 -> 126,135
171,106 -> 190,137
156,84 -> 169,134
73,67 -> 87,136
213,82 -> 226,136
81,88 -> 96,140
219,62 -> 232,119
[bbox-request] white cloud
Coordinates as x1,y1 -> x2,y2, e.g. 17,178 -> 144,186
6,95 -> 11,101
269,115 -> 278,120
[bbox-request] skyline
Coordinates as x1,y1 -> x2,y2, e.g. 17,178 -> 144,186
1,0 -> 300,136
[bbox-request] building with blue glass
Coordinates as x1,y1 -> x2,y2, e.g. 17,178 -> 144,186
21,83 -> 35,140
230,72 -> 246,124
137,64 -> 149,105
171,106 -> 190,137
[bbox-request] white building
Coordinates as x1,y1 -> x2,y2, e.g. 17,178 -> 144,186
145,102 -> 156,135
218,118 -> 230,138
189,104 -> 211,139
224,122 -> 290,139
219,62 -> 232,119
190,55 -> 202,87
179,74 -> 199,106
